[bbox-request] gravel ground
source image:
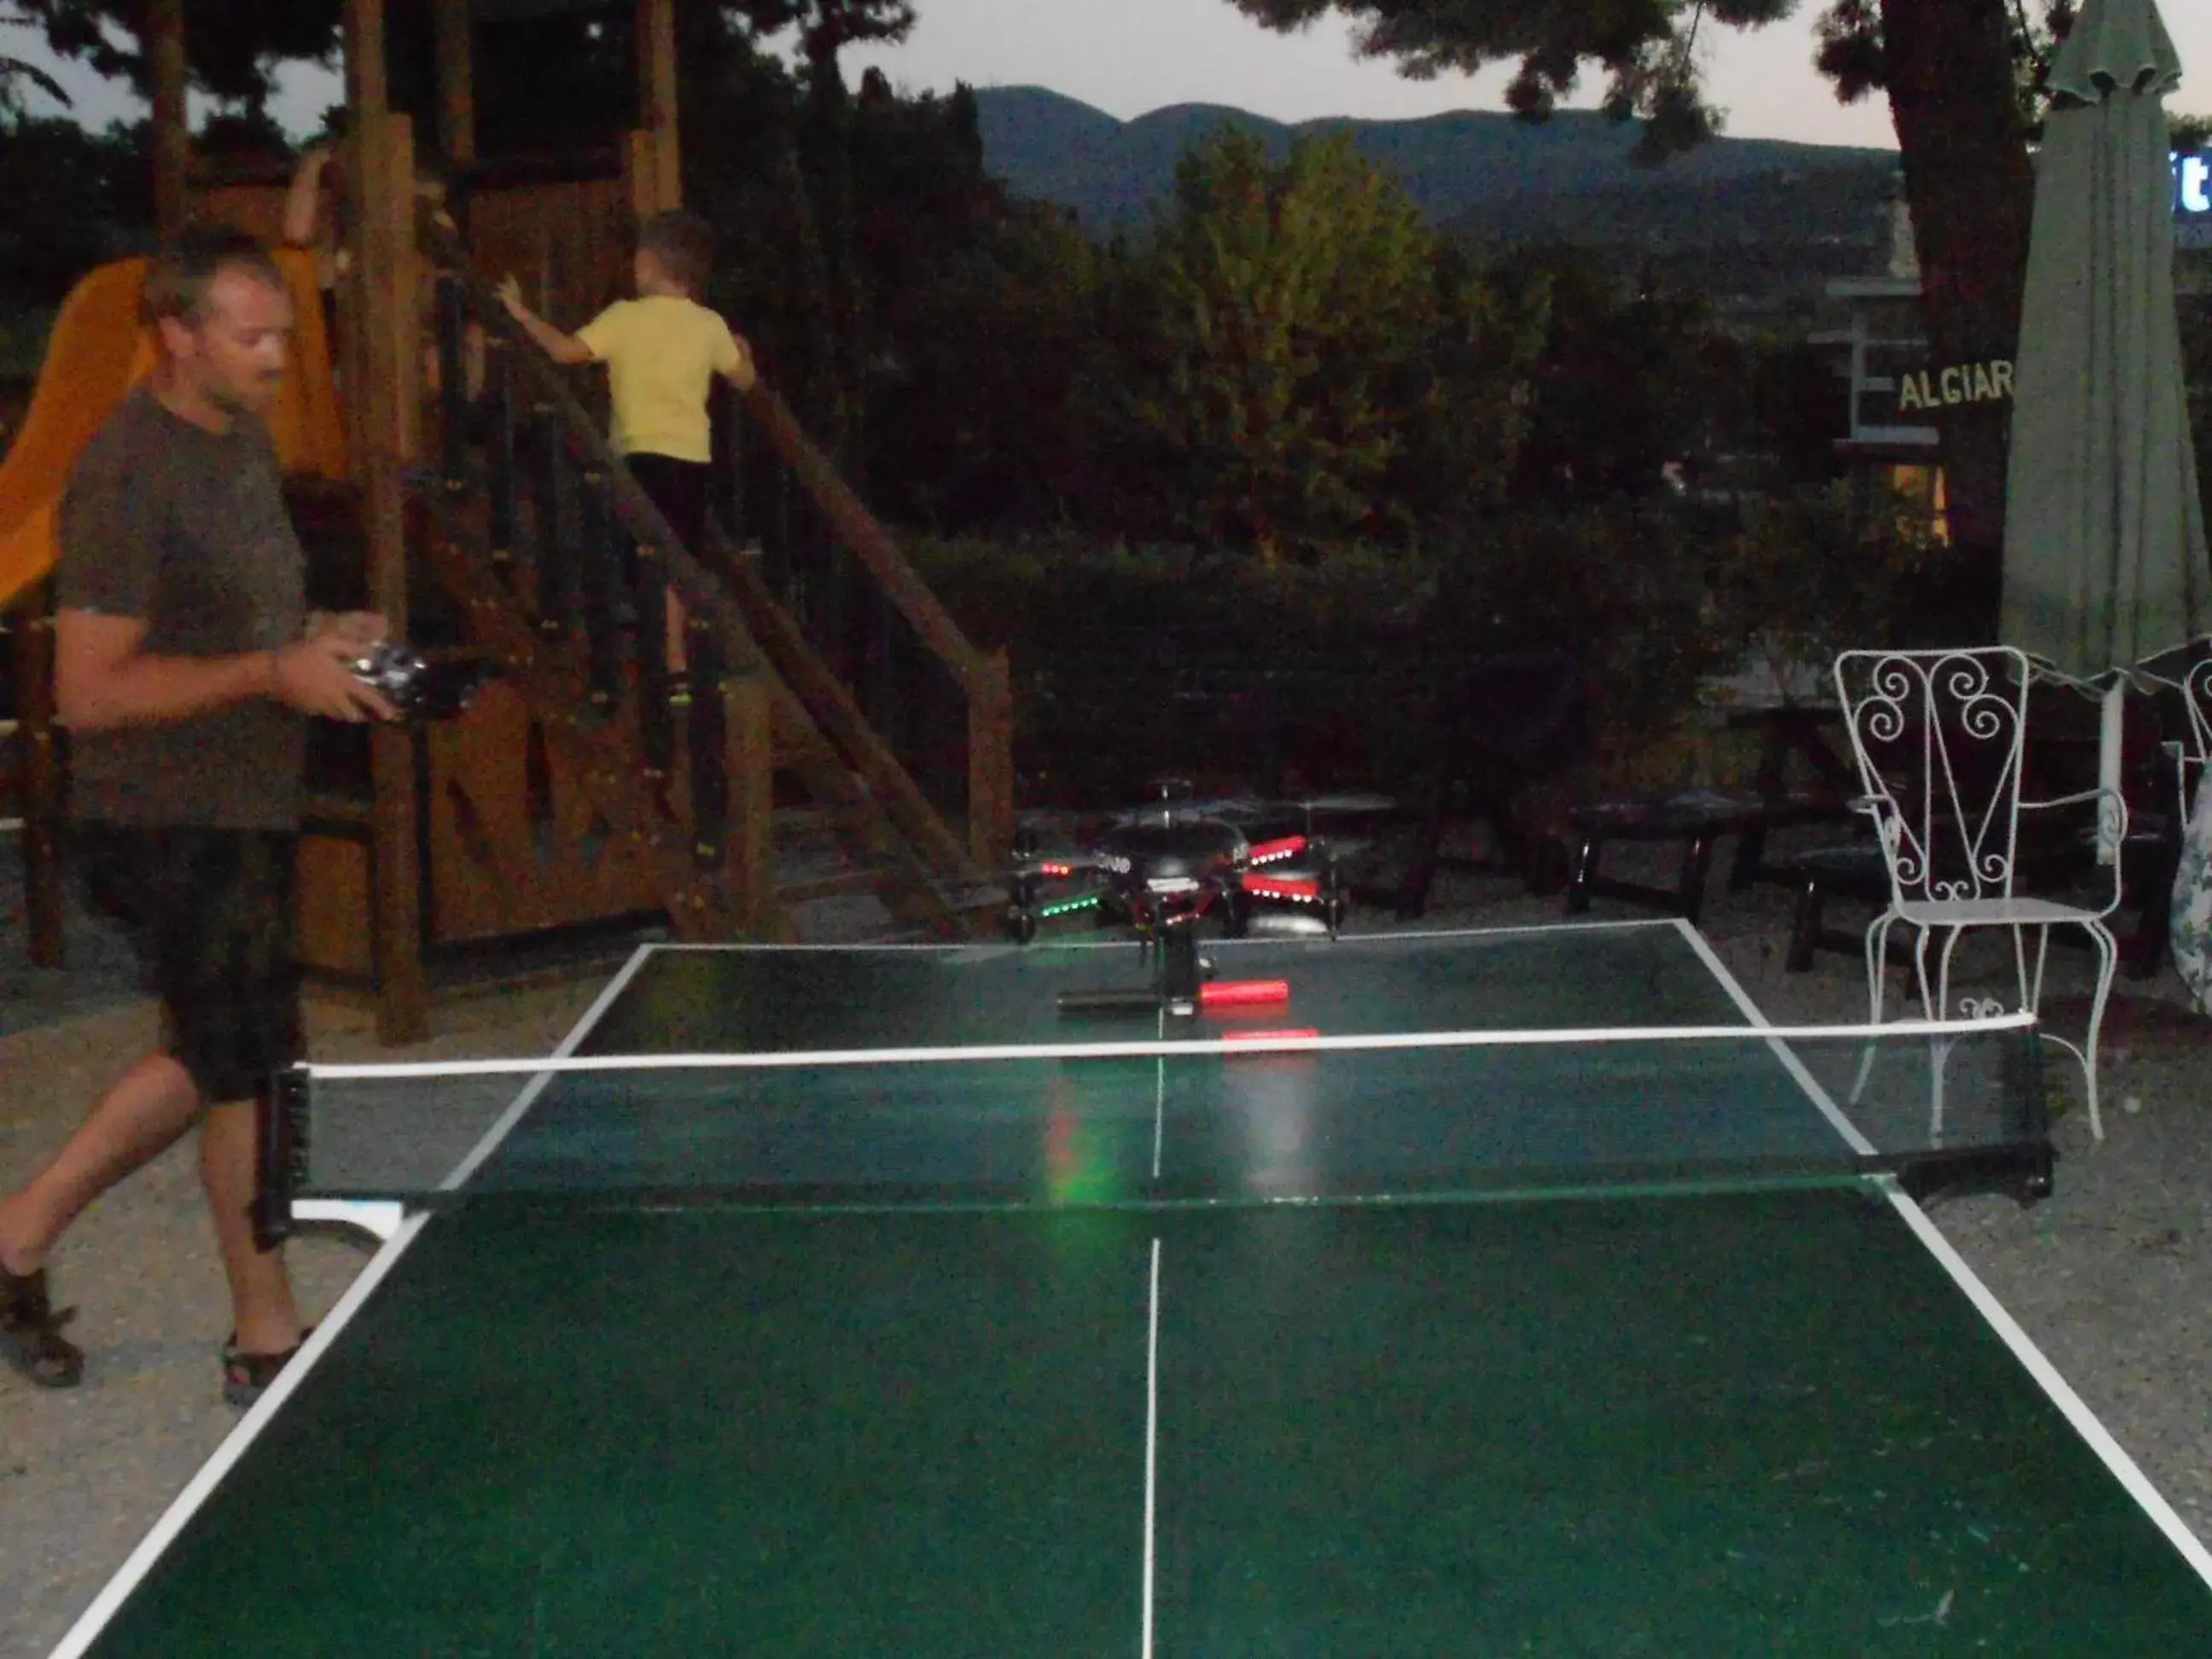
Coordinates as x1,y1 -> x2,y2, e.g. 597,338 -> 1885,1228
3,841 -> 2209,1656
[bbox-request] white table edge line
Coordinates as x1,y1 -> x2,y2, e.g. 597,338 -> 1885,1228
40,944 -> 654,1659
1670,918 -> 2212,1587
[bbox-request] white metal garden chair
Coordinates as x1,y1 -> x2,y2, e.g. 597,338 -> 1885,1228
1833,646 -> 2127,1140
2167,652 -> 2212,820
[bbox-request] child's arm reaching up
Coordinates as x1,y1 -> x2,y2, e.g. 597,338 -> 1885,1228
282,146 -> 331,247
497,276 -> 596,366
723,335 -> 759,393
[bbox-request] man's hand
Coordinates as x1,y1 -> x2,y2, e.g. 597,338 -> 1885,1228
728,335 -> 759,393
271,636 -> 398,724
496,275 -> 528,320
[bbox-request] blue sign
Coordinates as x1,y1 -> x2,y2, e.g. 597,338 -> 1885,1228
2178,154 -> 2210,250
2178,152 -> 2209,216
2176,154 -> 2212,249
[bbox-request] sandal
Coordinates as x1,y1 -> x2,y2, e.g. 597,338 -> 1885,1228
221,1326 -> 315,1408
1,1262 -> 85,1389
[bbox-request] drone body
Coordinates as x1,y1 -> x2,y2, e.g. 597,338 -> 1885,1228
1006,789 -> 1350,946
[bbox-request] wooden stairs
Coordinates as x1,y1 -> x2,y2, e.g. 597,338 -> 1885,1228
278,222 -> 1015,1017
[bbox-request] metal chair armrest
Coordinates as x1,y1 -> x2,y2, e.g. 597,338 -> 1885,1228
2020,786 -> 2130,912
2018,785 -> 2116,812
2021,786 -> 2128,834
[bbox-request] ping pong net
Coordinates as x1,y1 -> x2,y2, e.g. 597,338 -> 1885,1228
255,1014 -> 2053,1237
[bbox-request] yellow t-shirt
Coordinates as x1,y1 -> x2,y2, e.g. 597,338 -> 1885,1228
575,295 -> 742,464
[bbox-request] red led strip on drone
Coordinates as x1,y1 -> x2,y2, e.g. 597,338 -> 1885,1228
1243,875 -> 1321,902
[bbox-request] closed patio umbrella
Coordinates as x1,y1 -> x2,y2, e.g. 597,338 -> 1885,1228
2000,0 -> 2209,861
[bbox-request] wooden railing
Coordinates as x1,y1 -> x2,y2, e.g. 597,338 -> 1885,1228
2,584 -> 62,966
420,211 -> 1009,916
728,385 -> 1015,866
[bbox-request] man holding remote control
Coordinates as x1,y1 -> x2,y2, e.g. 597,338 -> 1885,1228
0,229 -> 396,1405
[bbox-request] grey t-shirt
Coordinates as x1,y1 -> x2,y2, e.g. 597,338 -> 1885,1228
58,387 -> 307,830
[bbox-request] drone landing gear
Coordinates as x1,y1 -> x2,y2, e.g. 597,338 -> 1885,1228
1005,823 -> 1042,944
1219,888 -> 1251,940
1321,855 -> 1348,935
1054,922 -> 1212,1019
1158,925 -> 1202,1016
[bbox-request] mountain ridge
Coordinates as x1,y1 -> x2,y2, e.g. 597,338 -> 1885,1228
972,84 -> 1897,227
969,85 -> 1902,298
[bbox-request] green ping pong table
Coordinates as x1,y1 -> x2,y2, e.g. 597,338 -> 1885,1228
44,918 -> 2212,1655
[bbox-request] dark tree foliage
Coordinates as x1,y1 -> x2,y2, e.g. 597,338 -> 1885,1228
9,0 -> 342,111
8,0 -> 915,129
680,37 -> 1111,527
864,195 -> 1113,528
643,19 -> 1069,521
1817,0 -> 2081,137
0,114 -> 144,303
464,6 -> 635,155
1225,0 -> 2058,624
1481,247 -> 1725,504
1227,0 -> 1796,160
722,0 -> 915,75
195,105 -> 292,162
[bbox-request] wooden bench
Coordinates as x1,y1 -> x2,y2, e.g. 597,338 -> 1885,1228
1563,789 -> 1854,926
1027,638 -> 1592,916
1775,819 -> 2184,979
1563,703 -> 1858,925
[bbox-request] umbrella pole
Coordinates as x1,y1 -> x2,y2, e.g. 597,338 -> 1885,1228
2098,680 -> 2125,864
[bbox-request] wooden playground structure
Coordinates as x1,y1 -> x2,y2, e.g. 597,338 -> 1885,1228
2,0 -> 1015,1041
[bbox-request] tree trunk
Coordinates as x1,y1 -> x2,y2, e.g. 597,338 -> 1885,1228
1878,0 -> 2034,633
145,0 -> 189,238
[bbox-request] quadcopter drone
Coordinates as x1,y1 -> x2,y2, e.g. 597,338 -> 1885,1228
1005,782 -> 1353,946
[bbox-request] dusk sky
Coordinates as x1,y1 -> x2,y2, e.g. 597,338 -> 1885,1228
8,0 -> 2212,151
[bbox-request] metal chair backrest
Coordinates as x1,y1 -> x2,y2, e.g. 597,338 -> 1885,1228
1834,647 -> 2031,905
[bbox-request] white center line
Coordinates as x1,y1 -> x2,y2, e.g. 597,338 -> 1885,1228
1142,1237 -> 1163,1659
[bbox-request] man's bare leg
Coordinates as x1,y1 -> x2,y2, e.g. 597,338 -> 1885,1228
0,1052 -> 201,1276
200,1101 -> 302,1355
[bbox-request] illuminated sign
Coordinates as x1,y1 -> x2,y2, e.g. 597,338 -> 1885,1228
1896,360 -> 2013,413
2179,153 -> 2210,216
2180,154 -> 2211,247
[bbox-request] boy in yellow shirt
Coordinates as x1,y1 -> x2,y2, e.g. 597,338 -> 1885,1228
499,211 -> 756,701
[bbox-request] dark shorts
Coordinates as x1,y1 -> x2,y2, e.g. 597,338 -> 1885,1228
626,452 -> 712,556
72,824 -> 304,1106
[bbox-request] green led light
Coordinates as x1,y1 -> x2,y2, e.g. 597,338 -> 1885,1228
1039,894 -> 1103,919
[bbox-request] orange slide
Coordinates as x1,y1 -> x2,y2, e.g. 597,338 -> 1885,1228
0,247 -> 348,613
